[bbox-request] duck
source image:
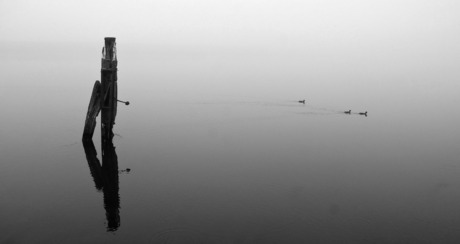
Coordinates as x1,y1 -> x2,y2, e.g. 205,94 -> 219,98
344,110 -> 351,114
358,111 -> 368,116
298,100 -> 306,104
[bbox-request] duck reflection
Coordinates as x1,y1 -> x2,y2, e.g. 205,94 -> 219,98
82,139 -> 120,232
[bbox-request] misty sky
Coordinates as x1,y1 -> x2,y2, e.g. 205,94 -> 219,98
1,0 -> 459,98
1,0 -> 459,49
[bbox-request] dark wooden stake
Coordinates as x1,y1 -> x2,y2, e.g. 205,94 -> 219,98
81,38 -> 121,231
83,80 -> 102,140
101,37 -> 118,142
82,37 -> 120,141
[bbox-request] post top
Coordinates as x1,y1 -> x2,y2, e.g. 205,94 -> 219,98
105,37 -> 116,41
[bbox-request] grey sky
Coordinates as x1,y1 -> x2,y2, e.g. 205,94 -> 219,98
1,0 -> 459,97
1,0 -> 459,49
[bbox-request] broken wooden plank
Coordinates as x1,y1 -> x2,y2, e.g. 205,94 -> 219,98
82,80 -> 102,140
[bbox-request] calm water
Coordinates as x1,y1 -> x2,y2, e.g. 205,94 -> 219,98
1,43 -> 460,243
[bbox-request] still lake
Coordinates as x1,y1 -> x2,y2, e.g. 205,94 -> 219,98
1,43 -> 459,243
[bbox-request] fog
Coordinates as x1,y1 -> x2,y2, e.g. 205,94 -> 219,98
2,0 -> 460,93
1,1 -> 460,243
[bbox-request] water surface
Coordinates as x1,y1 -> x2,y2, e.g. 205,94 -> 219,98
1,43 -> 459,243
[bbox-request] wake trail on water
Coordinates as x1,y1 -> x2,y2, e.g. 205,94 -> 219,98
170,92 -> 349,115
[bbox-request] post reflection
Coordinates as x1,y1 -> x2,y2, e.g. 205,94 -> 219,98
82,139 -> 120,232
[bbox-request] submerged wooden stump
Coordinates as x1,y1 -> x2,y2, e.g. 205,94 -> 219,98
83,80 -> 102,140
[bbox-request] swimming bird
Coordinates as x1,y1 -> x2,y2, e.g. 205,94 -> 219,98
359,111 -> 368,116
344,110 -> 351,114
298,100 -> 306,104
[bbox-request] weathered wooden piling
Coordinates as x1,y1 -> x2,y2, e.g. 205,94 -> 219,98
82,81 -> 102,140
81,38 -> 121,231
83,37 -> 119,141
101,37 -> 118,142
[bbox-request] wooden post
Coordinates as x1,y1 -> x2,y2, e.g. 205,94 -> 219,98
82,80 -> 102,140
81,37 -> 121,231
101,37 -> 118,142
